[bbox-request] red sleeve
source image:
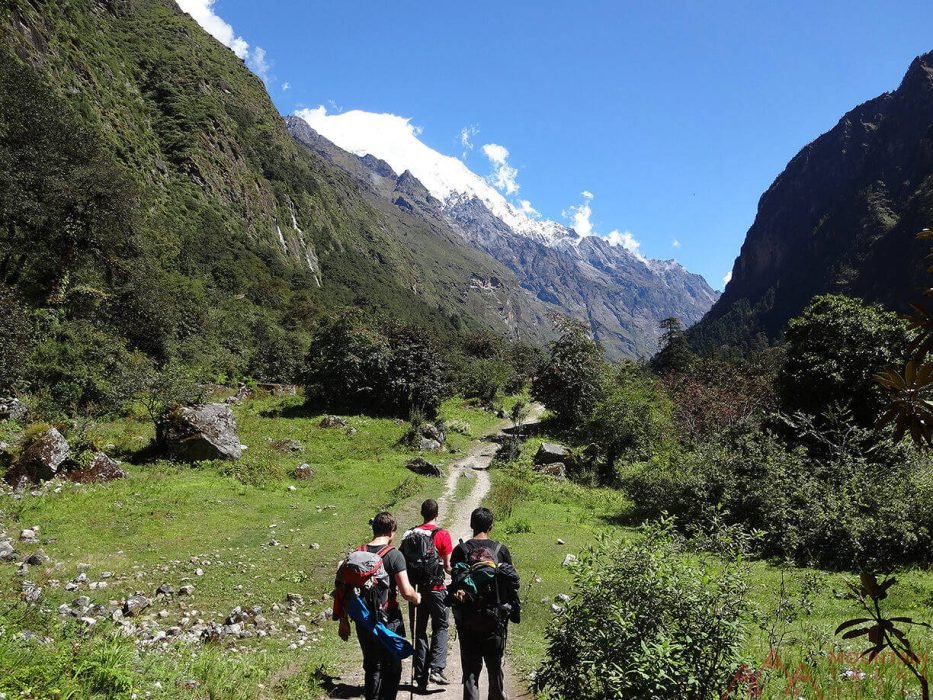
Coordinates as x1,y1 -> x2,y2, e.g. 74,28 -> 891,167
435,529 -> 453,556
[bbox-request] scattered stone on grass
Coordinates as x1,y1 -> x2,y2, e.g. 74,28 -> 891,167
319,415 -> 347,429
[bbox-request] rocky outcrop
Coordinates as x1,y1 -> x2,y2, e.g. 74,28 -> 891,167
0,398 -> 27,422
691,51 -> 933,352
65,452 -> 126,483
534,442 -> 569,466
406,457 -> 442,477
156,404 -> 242,462
16,427 -> 70,482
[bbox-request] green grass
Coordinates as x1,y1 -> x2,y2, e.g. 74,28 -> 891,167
0,394 -> 499,698
485,435 -> 933,698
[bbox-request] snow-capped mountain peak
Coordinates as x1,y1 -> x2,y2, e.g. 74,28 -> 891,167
294,107 -> 571,246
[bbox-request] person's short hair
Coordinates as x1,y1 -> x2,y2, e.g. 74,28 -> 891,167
421,499 -> 439,522
371,511 -> 397,536
470,507 -> 494,535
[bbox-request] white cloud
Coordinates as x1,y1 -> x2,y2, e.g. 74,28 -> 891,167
481,143 -> 520,195
175,0 -> 249,58
564,191 -> 594,237
292,106 -> 549,241
175,1 -> 273,83
564,191 -> 646,261
247,46 -> 272,83
606,229 -> 644,259
459,125 -> 479,158
282,81 -> 291,91
672,238 -> 681,249
517,199 -> 540,218
723,270 -> 733,286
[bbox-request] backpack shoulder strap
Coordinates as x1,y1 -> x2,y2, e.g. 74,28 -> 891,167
375,544 -> 394,559
491,542 -> 502,561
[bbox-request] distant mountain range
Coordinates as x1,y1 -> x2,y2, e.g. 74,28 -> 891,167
691,50 -> 933,353
287,113 -> 718,358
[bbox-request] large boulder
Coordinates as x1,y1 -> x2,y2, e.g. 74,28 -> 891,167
0,398 -> 28,423
156,404 -> 242,462
65,452 -> 126,484
406,457 -> 442,477
534,442 -> 569,466
17,427 -> 70,482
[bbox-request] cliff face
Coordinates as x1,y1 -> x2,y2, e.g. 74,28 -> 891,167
691,51 -> 933,353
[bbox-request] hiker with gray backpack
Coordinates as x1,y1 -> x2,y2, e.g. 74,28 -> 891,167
399,499 -> 454,693
448,507 -> 521,700
333,512 -> 422,700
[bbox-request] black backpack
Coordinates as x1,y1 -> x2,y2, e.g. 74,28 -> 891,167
448,540 -> 521,634
399,526 -> 445,588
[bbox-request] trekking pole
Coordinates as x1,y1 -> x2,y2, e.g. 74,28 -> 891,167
409,584 -> 418,700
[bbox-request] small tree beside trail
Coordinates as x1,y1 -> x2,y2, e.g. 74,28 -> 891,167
531,315 -> 604,429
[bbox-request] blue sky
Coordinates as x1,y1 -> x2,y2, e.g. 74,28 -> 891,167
179,1 -> 933,290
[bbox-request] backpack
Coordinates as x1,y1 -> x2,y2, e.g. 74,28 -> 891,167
399,526 -> 445,588
447,541 -> 521,634
332,545 -> 394,623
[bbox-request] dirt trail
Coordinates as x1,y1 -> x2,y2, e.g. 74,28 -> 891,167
330,405 -> 542,699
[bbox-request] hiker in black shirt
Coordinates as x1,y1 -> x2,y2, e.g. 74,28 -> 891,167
450,507 -> 520,700
354,512 -> 421,700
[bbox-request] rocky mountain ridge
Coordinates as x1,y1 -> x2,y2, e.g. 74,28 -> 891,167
287,116 -> 718,358
691,50 -> 933,352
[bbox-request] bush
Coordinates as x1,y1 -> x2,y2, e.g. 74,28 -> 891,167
27,315 -> 145,418
0,284 -> 32,395
623,423 -> 933,570
534,521 -> 748,699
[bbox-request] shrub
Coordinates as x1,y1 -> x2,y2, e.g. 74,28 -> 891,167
623,423 -> 933,570
534,521 -> 748,699
0,284 -> 32,395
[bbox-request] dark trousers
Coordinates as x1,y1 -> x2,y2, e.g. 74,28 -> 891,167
414,589 -> 449,682
458,625 -> 506,700
356,616 -> 405,700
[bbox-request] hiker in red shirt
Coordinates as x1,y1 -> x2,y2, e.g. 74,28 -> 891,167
412,498 -> 453,690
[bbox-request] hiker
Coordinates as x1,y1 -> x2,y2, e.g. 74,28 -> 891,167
336,512 -> 421,700
400,499 -> 454,691
448,507 -> 521,700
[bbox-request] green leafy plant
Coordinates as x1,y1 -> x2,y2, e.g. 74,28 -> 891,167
836,573 -> 931,700
533,520 -> 749,699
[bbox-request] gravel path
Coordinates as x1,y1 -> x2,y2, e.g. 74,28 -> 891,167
329,406 -> 542,699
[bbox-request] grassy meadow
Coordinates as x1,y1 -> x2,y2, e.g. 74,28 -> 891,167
0,392 -> 499,699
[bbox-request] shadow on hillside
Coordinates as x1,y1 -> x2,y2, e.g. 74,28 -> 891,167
258,401 -> 317,419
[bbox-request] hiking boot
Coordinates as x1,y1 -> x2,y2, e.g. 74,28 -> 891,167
429,669 -> 450,685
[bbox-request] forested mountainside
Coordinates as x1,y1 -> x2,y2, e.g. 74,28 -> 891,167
0,0 -> 552,389
288,116 -> 718,359
691,50 -> 933,353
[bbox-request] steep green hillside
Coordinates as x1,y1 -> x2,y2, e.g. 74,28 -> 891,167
690,51 -> 933,353
0,0 -> 543,392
